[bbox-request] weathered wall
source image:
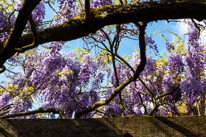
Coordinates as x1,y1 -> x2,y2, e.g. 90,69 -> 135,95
0,116 -> 206,137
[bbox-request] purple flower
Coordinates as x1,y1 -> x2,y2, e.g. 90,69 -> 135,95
168,52 -> 184,73
16,0 -> 45,25
166,42 -> 175,52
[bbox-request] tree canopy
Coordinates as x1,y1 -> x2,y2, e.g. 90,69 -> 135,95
0,0 -> 205,119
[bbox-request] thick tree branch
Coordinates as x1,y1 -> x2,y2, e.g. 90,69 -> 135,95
148,103 -> 160,116
0,1 -> 205,67
0,108 -> 65,119
15,16 -> 39,53
85,0 -> 90,20
133,22 -> 147,78
0,104 -> 12,113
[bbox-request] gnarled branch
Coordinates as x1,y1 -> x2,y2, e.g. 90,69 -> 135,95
15,16 -> 39,53
1,1 -> 206,67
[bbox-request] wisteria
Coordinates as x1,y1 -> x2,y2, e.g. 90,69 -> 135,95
0,9 -> 16,41
16,0 -> 45,24
0,0 -> 45,42
0,0 -> 205,119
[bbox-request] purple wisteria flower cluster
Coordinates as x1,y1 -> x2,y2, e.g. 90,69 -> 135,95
0,1 -> 205,119
0,0 -> 45,42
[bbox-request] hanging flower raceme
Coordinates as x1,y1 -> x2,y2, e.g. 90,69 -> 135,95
16,0 -> 45,25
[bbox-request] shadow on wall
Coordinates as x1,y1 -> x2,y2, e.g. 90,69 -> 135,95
0,118 -> 127,137
0,116 -> 206,137
192,92 -> 206,116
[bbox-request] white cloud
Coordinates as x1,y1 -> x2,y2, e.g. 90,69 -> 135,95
173,19 -> 206,45
200,31 -> 206,44
174,19 -> 189,37
198,21 -> 206,44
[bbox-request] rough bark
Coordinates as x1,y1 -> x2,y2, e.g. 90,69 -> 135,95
0,1 -> 206,67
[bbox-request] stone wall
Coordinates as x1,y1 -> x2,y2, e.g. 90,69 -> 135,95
0,116 -> 206,137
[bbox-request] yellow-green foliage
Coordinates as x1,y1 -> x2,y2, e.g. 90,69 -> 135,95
18,86 -> 35,97
156,58 -> 167,74
97,48 -> 112,64
203,44 -> 206,54
56,69 -> 73,76
6,84 -> 18,95
173,38 -> 186,55
74,47 -> 89,61
123,54 -> 131,61
0,0 -> 15,12
63,5 -> 112,28
177,101 -> 188,114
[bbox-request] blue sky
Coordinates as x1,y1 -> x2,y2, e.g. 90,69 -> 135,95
1,1 -> 206,115
1,1 -> 206,82
0,2 -> 182,82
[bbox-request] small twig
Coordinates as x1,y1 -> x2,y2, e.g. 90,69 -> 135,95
46,0 -> 59,16
100,27 -> 125,116
138,92 -> 147,114
0,104 -> 12,112
0,85 -> 7,91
